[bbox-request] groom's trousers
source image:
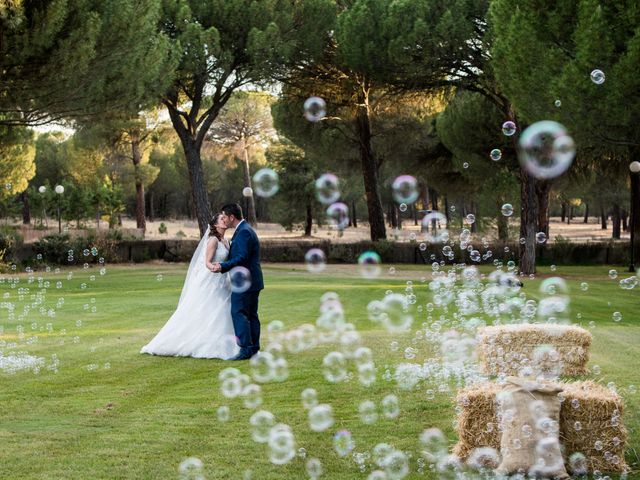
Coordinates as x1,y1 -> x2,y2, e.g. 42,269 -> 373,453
231,291 -> 261,356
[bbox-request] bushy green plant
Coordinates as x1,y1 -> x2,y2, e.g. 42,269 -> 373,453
158,222 -> 168,234
175,230 -> 186,238
0,226 -> 22,271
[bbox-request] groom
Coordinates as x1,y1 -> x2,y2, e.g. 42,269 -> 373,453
213,203 -> 264,360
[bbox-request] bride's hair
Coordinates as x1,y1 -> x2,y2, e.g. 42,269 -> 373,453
208,214 -> 224,241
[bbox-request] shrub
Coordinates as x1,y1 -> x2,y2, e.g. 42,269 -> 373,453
0,226 -> 22,271
158,222 -> 168,234
176,230 -> 187,238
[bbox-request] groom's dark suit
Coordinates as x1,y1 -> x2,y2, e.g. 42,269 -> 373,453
220,220 -> 263,359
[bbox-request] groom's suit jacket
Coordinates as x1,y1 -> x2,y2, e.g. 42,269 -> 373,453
220,220 -> 264,292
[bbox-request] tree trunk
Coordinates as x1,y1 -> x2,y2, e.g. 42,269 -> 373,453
497,202 -> 509,241
21,191 -> 30,225
131,134 -> 146,233
304,202 -> 312,236
355,84 -> 386,241
444,195 -> 450,224
567,206 -> 573,225
561,202 -> 566,223
430,189 -> 438,211
148,191 -> 155,221
166,105 -> 212,236
600,204 -> 607,229
241,143 -> 257,226
612,203 -> 621,239
583,203 -> 589,223
629,165 -> 640,272
622,210 -> 628,232
519,168 -> 537,275
396,205 -> 402,230
470,202 -> 477,233
352,200 -> 358,228
389,203 -> 398,228
535,181 -> 550,235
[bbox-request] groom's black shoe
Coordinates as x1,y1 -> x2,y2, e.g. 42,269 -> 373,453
230,349 -> 253,361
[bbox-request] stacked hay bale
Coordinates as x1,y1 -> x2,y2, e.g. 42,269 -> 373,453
453,380 -> 629,474
476,324 -> 592,376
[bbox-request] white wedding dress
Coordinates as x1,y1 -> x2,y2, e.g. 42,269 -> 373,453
141,230 -> 239,359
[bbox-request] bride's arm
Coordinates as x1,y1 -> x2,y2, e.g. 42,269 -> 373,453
205,237 -> 218,272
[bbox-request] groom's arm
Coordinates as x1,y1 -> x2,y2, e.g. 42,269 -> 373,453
219,229 -> 251,273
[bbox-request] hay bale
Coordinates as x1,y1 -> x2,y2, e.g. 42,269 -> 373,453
453,380 -> 628,474
477,324 -> 592,377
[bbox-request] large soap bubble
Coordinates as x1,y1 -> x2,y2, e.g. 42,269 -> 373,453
518,121 -> 575,180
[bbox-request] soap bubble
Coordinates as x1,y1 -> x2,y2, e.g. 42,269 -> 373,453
490,149 -> 502,161
178,457 -> 204,480
535,232 -> 547,244
590,69 -> 605,84
420,428 -> 447,462
268,423 -> 296,465
380,293 -> 413,332
306,458 -> 323,479
609,269 -> 618,279
502,121 -> 517,136
569,452 -> 588,475
242,383 -> 263,409
383,450 -> 409,479
467,447 -> 500,471
392,175 -> 419,205
229,266 -> 251,293
333,430 -> 355,457
322,351 -> 347,382
465,214 -> 476,225
38,185 -> 46,194
242,187 -> 253,197
359,400 -> 378,424
630,161 -> 640,173
305,248 -> 326,273
554,99 -> 562,108
381,394 -> 400,419
518,120 -> 575,180
358,251 -> 382,279
612,311 -> 622,322
301,388 -> 318,409
421,211 -> 448,243
304,96 -> 326,122
250,410 -> 275,443
252,168 -> 279,197
326,202 -> 349,230
398,203 -> 407,212
308,404 -> 334,432
315,173 -> 340,204
217,405 -> 230,422
501,203 -> 514,217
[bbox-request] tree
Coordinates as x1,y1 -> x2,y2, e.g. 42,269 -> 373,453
0,126 -> 35,200
0,0 -> 175,126
266,140 -> 319,236
74,112 -> 163,233
490,0 -> 640,269
207,91 -> 276,225
435,91 -> 519,241
158,0 -> 335,235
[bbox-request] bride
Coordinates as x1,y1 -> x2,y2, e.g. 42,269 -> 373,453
140,214 -> 239,359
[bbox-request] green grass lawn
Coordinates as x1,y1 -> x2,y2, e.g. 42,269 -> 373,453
0,263 -> 638,479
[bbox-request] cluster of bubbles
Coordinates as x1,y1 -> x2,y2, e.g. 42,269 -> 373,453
0,248 -> 108,374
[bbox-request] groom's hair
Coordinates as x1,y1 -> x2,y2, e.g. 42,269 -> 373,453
221,203 -> 243,220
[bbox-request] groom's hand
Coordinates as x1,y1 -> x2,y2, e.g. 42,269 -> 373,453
212,262 -> 221,273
